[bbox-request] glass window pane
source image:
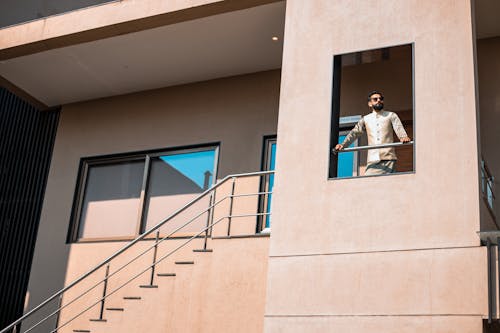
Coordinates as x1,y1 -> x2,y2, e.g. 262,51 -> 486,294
265,142 -> 276,229
143,149 -> 216,234
337,134 -> 355,178
487,184 -> 494,210
78,160 -> 145,239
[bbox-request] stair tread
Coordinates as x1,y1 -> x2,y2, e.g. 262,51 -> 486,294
175,261 -> 194,264
193,249 -> 213,252
139,284 -> 158,288
89,319 -> 107,322
123,296 -> 141,300
157,273 -> 176,276
105,307 -> 124,311
73,330 -> 91,332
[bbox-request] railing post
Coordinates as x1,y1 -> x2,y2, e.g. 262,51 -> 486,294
226,177 -> 236,236
264,173 -> 272,230
497,237 -> 500,322
98,265 -> 110,321
54,294 -> 63,332
149,231 -> 160,286
488,238 -> 493,324
204,192 -> 214,250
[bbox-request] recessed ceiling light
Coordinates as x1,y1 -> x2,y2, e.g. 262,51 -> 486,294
272,36 -> 279,41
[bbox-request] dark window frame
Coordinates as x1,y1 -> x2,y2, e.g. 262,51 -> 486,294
67,142 -> 220,243
328,42 -> 416,180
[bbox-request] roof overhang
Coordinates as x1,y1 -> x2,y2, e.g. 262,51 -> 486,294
0,1 -> 285,109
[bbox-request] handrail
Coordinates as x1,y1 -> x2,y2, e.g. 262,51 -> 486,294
25,191 -> 247,332
27,189 -> 275,331
0,170 -> 274,333
47,211 -> 271,333
333,141 -> 414,154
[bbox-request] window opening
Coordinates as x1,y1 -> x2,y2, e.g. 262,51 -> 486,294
329,44 -> 414,179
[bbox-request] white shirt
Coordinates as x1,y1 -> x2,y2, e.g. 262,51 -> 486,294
341,110 -> 408,163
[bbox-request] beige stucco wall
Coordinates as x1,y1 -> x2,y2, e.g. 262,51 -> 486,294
25,70 -> 279,332
266,0 -> 486,331
477,37 -> 500,228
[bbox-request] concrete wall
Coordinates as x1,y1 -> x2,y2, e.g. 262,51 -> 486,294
25,70 -> 279,332
265,0 -> 486,331
477,37 -> 500,229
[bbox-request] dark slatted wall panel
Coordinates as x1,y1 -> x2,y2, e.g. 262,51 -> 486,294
0,88 -> 59,330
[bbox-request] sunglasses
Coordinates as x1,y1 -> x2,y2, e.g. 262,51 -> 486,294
370,96 -> 384,102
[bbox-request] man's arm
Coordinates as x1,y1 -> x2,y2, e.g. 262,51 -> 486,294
334,118 -> 365,151
390,112 -> 411,143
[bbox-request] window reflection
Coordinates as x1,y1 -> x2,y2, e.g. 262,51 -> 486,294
143,150 -> 216,233
72,146 -> 218,241
159,150 -> 215,190
78,160 -> 145,239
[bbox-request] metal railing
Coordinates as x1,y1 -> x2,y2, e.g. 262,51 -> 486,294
333,141 -> 414,154
0,170 -> 274,333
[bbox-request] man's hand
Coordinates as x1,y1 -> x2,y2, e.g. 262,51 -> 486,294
400,136 -> 411,143
334,144 -> 344,151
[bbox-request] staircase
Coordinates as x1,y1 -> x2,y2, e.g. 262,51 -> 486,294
1,171 -> 273,333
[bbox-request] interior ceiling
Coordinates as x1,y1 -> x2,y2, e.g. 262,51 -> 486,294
0,1 -> 285,107
475,0 -> 500,39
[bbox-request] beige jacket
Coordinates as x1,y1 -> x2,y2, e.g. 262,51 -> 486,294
341,110 -> 408,163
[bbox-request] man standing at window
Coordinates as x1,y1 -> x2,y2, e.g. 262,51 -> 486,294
334,91 -> 411,175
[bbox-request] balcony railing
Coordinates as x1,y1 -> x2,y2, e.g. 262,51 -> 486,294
333,141 -> 414,154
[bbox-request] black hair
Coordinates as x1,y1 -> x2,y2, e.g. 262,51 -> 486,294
367,90 -> 384,101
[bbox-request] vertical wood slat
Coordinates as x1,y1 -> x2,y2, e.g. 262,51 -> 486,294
0,88 -> 59,331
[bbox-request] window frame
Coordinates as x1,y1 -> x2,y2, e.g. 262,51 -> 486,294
67,143 -> 220,243
328,42 -> 416,180
257,135 -> 276,233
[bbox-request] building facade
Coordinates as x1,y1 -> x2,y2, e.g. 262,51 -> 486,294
0,0 -> 499,332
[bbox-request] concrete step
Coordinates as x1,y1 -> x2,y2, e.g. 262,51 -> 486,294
139,284 -> 158,288
89,319 -> 107,323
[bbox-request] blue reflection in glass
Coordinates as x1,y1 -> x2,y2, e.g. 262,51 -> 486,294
337,135 -> 354,178
265,142 -> 276,228
159,150 -> 216,190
